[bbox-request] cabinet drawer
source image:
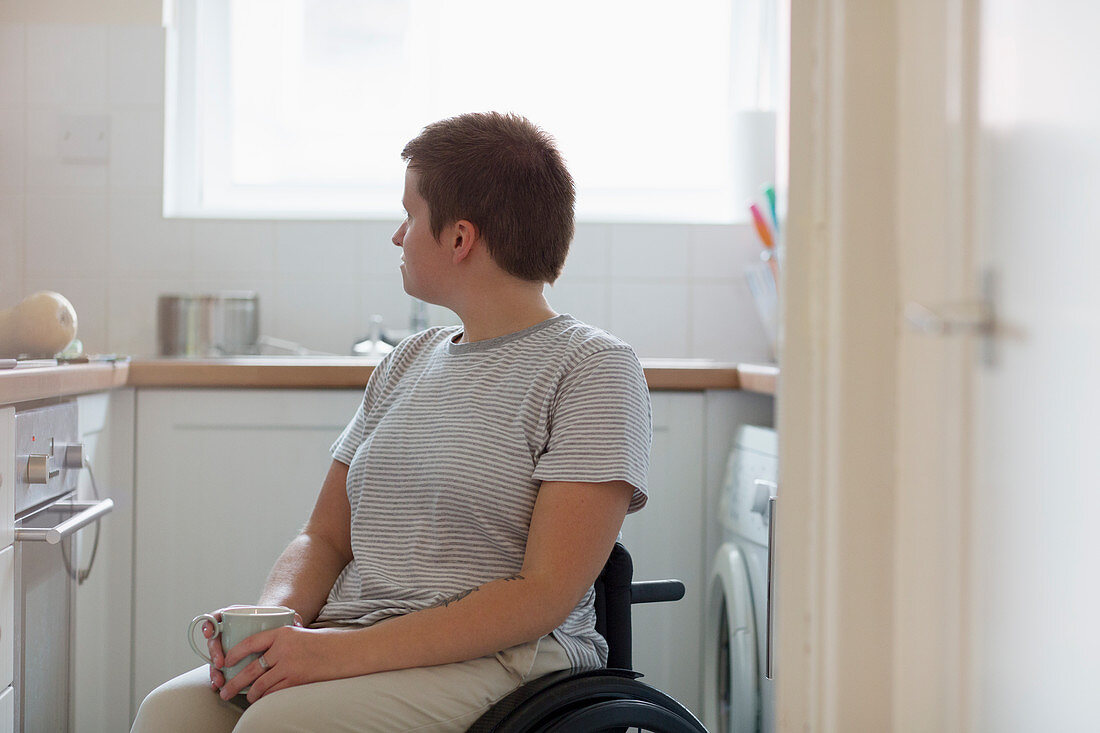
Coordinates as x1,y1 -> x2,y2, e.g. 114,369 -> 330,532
0,547 -> 10,690
0,685 -> 11,733
0,407 -> 13,549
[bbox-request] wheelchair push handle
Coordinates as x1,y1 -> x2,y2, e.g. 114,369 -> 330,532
630,579 -> 685,604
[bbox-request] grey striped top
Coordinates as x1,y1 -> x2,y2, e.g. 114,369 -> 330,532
316,313 -> 652,669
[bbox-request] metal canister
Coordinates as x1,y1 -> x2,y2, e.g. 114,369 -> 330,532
156,292 -> 259,357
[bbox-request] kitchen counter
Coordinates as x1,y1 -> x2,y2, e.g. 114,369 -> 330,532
0,360 -> 130,406
127,357 -> 779,394
0,357 -> 778,399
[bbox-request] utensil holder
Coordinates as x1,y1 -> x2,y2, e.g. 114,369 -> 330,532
744,259 -> 778,360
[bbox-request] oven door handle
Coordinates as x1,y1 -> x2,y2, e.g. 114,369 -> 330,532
15,499 -> 115,544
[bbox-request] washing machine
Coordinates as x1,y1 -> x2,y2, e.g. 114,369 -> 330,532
703,424 -> 777,733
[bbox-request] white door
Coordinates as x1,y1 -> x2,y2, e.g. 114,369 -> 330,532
779,0 -> 1100,729
898,0 -> 1100,730
966,2 -> 1100,729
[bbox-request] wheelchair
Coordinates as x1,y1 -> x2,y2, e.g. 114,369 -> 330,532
468,542 -> 707,732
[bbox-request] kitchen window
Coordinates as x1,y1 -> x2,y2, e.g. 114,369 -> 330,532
164,0 -> 778,223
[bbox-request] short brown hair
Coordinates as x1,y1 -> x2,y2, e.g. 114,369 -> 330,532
400,112 -> 575,284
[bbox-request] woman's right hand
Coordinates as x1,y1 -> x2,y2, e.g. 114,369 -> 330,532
204,605 -> 306,692
203,605 -> 249,691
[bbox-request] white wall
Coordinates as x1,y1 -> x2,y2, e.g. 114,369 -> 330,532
0,16 -> 773,361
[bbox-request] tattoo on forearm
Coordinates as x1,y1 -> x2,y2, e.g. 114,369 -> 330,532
434,588 -> 477,607
431,574 -> 526,608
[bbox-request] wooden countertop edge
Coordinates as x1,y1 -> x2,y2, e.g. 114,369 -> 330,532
2,359 -> 778,402
126,359 -> 779,395
0,361 -> 131,405
127,361 -> 378,390
732,363 -> 780,395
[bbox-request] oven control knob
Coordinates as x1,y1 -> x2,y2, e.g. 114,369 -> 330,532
61,442 -> 85,469
25,454 -> 57,484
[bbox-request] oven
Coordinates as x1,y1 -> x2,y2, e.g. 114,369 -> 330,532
12,401 -> 113,732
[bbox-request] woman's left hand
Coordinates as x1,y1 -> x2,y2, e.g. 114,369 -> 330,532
219,625 -> 348,703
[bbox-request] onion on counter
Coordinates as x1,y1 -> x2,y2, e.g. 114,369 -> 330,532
0,290 -> 79,358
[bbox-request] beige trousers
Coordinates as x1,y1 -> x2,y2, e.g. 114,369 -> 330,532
131,635 -> 572,733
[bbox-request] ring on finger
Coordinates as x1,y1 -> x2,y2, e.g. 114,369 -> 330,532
258,654 -> 271,671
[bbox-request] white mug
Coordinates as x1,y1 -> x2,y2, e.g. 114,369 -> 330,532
188,606 -> 295,691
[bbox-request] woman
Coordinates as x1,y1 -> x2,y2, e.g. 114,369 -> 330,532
132,111 -> 652,732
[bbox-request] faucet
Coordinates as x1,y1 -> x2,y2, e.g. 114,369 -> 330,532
409,298 -> 429,332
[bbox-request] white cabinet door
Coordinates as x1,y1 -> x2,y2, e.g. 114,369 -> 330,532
0,548 -> 12,692
618,390 -> 775,721
0,407 -> 13,695
73,389 -> 135,733
0,407 -> 13,549
619,392 -> 706,717
132,389 -> 363,712
0,685 -> 12,733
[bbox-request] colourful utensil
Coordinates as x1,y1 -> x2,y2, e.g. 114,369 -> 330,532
763,185 -> 778,229
749,202 -> 775,249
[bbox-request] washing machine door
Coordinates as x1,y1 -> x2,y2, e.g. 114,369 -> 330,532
703,543 -> 758,733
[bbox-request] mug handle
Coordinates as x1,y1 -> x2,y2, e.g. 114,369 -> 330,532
188,613 -> 220,664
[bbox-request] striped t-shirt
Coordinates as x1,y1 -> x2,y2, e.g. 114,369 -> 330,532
316,313 -> 652,669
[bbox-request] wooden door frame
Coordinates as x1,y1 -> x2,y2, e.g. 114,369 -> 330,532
778,0 -> 901,727
778,0 -> 975,730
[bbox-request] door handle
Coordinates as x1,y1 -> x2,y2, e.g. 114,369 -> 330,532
903,301 -> 993,335
752,479 -> 777,516
15,499 -> 115,545
904,268 -> 997,366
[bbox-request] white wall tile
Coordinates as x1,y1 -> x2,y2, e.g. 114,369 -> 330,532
0,109 -> 24,191
25,108 -> 109,190
689,223 -> 761,279
560,223 -> 610,281
106,275 -> 191,356
426,303 -> 461,329
108,25 -> 164,106
0,195 -> 21,252
109,193 -> 192,274
25,193 -> 108,277
23,276 -> 107,353
192,220 -> 275,275
609,223 -> 691,280
271,278 -> 358,355
545,278 -> 609,330
355,275 -> 421,341
12,2 -> 162,25
274,221 -> 361,279
25,24 -> 107,110
359,220 -> 402,277
689,280 -> 773,362
608,281 -> 691,358
108,105 -> 163,191
0,195 -> 22,303
0,24 -> 24,108
0,280 -> 19,307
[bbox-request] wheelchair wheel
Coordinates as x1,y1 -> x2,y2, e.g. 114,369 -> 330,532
474,670 -> 706,732
542,699 -> 702,733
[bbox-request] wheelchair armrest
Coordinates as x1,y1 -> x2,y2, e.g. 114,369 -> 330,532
630,579 -> 685,604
